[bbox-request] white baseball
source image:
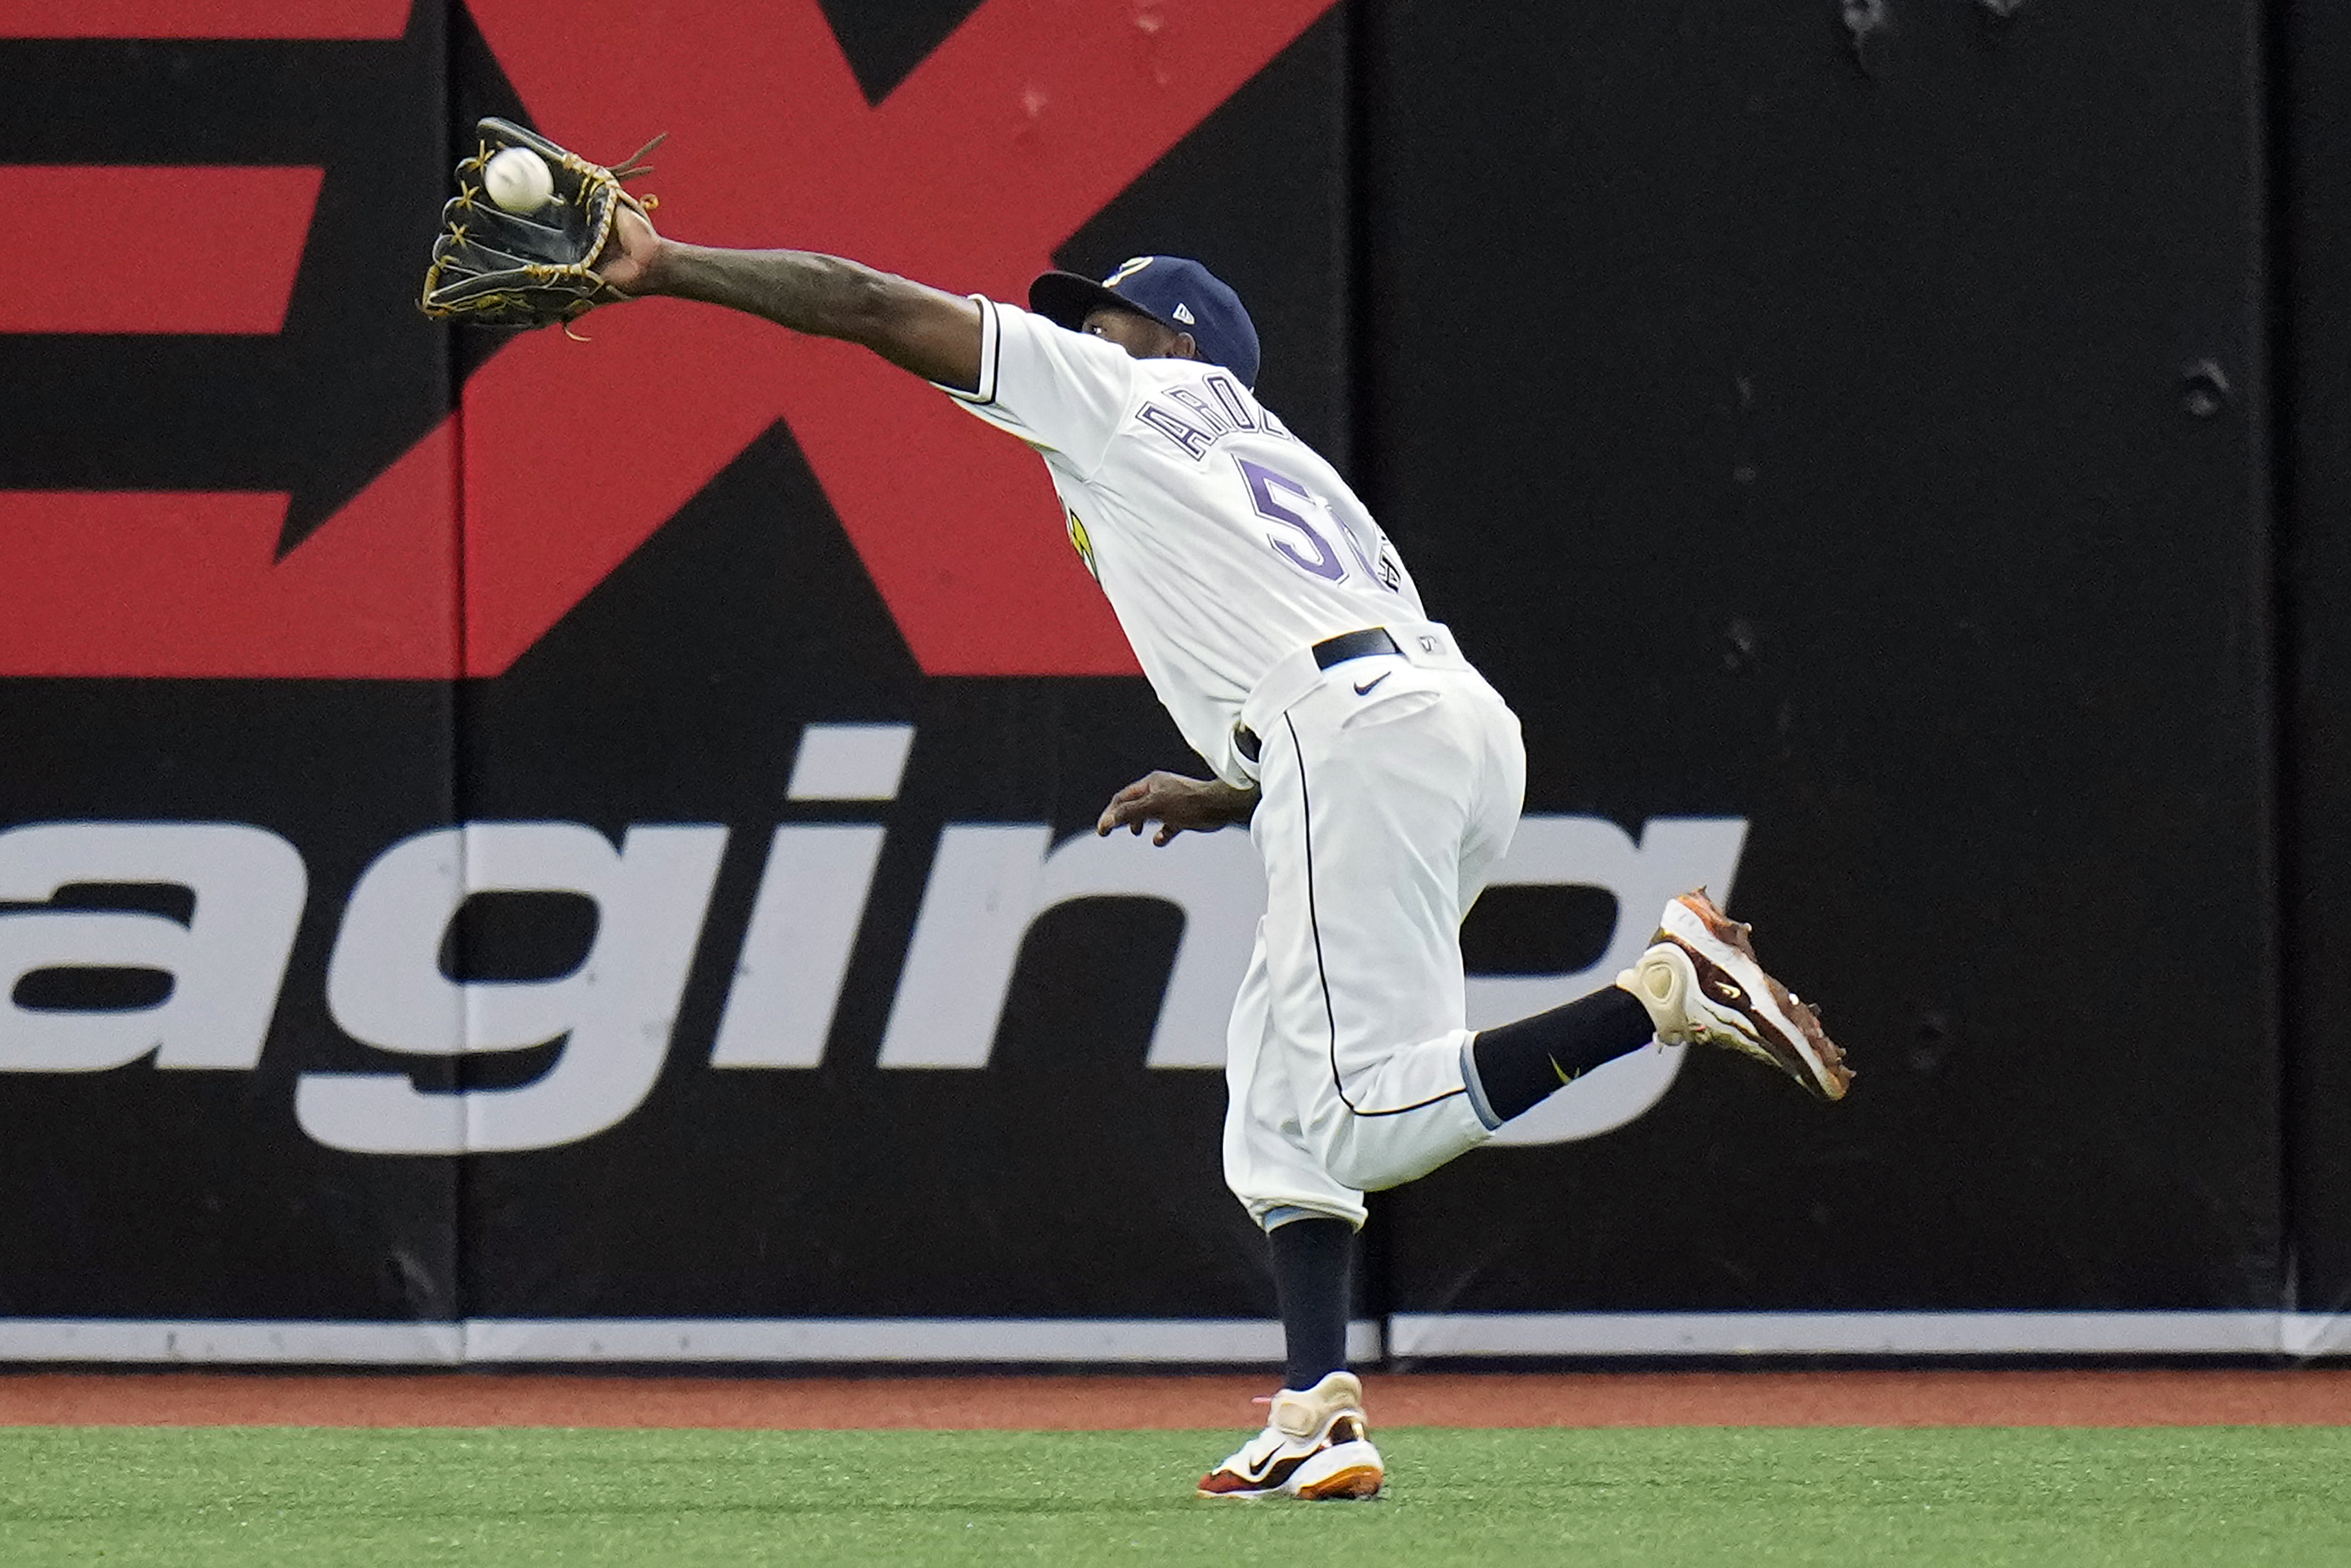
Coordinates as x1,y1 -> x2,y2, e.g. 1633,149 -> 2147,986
482,147 -> 555,213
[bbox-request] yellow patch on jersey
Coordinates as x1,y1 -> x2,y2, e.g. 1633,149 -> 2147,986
1065,508 -> 1100,581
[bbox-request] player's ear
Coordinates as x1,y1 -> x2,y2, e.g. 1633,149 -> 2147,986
1171,330 -> 1201,362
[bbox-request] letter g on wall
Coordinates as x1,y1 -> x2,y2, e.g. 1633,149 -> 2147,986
298,822 -> 726,1156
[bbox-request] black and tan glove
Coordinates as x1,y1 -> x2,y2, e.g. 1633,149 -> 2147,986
419,117 -> 662,330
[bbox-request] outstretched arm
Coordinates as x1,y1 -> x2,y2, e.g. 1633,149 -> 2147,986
598,206 -> 982,392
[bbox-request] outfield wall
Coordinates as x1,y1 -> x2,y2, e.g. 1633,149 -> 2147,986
0,0 -> 2321,1361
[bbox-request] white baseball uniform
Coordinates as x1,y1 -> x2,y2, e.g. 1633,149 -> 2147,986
940,299 -> 1526,1229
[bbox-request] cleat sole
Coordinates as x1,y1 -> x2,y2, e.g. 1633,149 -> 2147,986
1660,891 -> 1852,1101
1285,1438 -> 1383,1500
1293,1463 -> 1384,1500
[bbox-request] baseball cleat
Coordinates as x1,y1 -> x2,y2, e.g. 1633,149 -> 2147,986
1196,1371 -> 1384,1500
1619,890 -> 1852,1101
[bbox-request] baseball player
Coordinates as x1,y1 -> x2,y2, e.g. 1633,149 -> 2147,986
423,124 -> 1851,1501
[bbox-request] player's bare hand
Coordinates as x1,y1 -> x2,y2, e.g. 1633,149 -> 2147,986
594,203 -> 663,295
1096,773 -> 1259,846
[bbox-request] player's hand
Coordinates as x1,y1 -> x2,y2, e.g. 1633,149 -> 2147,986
1096,772 -> 1260,845
594,202 -> 663,294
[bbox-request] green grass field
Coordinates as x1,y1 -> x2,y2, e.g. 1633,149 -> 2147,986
3,1426 -> 2348,1566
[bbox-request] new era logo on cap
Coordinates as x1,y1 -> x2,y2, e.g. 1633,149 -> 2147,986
1101,259 -> 1195,327
1029,254 -> 1263,389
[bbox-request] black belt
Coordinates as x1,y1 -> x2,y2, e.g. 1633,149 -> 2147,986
1233,628 -> 1402,765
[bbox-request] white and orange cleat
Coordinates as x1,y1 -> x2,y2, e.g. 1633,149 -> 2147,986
1196,1371 -> 1384,1500
1621,890 -> 1853,1101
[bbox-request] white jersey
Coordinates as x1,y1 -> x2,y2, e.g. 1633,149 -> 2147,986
939,298 -> 1430,785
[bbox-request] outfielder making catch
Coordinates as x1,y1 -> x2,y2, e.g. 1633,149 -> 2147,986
424,123 -> 1851,1501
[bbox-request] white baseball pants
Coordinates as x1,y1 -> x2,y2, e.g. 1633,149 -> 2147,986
1223,654 -> 1526,1230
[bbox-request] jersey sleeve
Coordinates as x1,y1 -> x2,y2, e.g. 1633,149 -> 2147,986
934,297 -> 1135,475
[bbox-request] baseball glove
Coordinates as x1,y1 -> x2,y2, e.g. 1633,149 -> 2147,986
419,117 -> 663,330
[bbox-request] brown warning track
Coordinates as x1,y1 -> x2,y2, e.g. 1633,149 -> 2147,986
4,1370 -> 2351,1429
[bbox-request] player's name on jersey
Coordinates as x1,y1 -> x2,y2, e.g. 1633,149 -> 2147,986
0,727 -> 1745,1157
1134,371 -> 1295,462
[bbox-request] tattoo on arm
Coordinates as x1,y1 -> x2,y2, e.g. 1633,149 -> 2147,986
644,243 -> 982,391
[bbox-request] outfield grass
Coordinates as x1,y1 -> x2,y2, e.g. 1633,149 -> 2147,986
2,1426 -> 2348,1566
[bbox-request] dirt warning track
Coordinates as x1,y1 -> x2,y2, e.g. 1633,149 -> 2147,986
4,1370 -> 2351,1429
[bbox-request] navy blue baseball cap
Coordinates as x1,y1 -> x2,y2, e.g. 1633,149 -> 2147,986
1030,256 -> 1261,390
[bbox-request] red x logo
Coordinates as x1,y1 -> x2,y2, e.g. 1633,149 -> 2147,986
0,0 -> 1338,678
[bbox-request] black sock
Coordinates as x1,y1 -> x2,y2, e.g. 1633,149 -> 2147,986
1468,984 -> 1656,1124
1268,1216 -> 1352,1392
